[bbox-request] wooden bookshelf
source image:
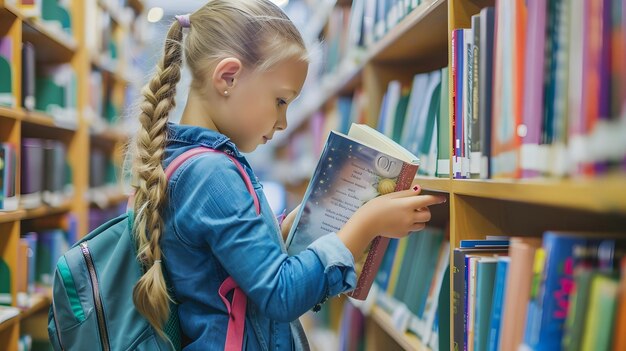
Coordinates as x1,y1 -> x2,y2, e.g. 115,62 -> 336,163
367,306 -> 430,351
0,1 -> 144,350
275,0 -> 626,350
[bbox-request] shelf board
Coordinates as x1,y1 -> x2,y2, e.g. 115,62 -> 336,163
21,17 -> 77,63
91,127 -> 130,145
452,175 -> 626,214
368,0 -> 448,64
0,106 -> 25,121
413,176 -> 452,193
370,306 -> 430,351
0,313 -> 20,333
0,210 -> 26,224
23,201 -> 73,220
20,292 -> 51,320
22,110 -> 78,132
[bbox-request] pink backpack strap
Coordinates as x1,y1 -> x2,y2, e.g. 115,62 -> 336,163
166,147 -> 255,350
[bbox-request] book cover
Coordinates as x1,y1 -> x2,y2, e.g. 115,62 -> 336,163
520,0 -> 548,178
490,0 -> 526,179
1,143 -> 19,211
580,274 -> 619,351
437,67 -> 450,178
0,258 -> 10,305
470,15 -> 481,178
21,42 -> 36,111
613,257 -> 626,351
478,7 -> 495,179
0,36 -> 14,107
474,257 -> 498,351
487,257 -> 510,351
500,237 -> 542,351
285,123 -> 419,300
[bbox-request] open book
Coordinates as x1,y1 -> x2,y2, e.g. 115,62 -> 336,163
285,123 -> 419,300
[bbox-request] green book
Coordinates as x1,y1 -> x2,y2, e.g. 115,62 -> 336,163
0,37 -> 14,107
474,258 -> 497,351
581,274 -> 620,351
0,258 -> 11,306
563,269 -> 594,351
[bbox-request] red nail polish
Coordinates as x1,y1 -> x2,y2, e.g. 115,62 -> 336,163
413,185 -> 420,192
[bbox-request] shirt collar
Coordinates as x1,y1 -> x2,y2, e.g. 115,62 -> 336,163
166,122 -> 243,158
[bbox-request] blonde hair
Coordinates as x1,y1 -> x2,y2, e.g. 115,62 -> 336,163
131,0 -> 308,338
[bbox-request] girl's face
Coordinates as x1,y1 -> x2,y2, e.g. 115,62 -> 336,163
218,57 -> 308,153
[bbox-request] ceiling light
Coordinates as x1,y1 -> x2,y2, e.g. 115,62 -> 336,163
147,7 -> 164,23
272,0 -> 289,7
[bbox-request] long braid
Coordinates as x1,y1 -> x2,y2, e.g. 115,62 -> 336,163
132,20 -> 183,337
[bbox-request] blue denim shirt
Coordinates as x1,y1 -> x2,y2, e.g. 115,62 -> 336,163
160,123 -> 357,350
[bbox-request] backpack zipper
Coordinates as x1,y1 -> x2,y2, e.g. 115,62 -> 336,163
80,242 -> 111,351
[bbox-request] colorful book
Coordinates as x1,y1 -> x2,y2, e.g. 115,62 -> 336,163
1,143 -> 19,210
478,7 -> 495,178
581,274 -> 619,351
490,0 -> 527,178
613,257 -> 626,351
499,237 -> 542,351
520,0 -> 548,178
0,258 -> 10,305
437,67 -> 451,178
474,257 -> 498,351
487,257 -> 509,351
285,123 -> 419,300
523,232 -> 626,351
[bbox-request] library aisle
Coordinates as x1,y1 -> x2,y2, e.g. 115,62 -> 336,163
1,0 -> 626,351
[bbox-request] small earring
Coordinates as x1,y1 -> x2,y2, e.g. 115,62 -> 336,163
224,90 -> 229,95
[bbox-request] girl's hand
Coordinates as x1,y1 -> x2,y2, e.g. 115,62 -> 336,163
280,204 -> 301,242
338,186 -> 446,259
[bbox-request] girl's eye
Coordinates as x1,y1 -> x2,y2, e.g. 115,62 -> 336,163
277,98 -> 287,106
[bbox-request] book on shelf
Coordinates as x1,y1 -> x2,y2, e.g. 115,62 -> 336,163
22,41 -> 36,111
1,143 -> 19,211
285,123 -> 419,300
0,36 -> 14,107
0,305 -> 20,325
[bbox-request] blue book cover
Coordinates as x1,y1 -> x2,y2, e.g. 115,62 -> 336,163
487,257 -> 510,351
285,124 -> 419,300
461,239 -> 510,248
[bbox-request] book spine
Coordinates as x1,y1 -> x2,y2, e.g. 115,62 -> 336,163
453,249 -> 467,351
347,162 -> 418,300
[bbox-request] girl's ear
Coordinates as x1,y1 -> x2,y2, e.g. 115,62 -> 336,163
212,58 -> 242,95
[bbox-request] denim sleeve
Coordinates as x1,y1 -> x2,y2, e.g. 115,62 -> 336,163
170,154 -> 356,322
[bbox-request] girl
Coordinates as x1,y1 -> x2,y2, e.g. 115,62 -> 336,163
129,0 -> 446,350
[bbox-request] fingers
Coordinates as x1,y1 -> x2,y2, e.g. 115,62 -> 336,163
387,185 -> 422,198
412,207 -> 431,223
408,194 -> 447,208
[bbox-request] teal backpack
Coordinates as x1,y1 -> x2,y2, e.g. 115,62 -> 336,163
48,147 -> 258,351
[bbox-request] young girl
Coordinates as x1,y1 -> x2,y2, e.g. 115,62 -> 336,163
129,1 -> 446,349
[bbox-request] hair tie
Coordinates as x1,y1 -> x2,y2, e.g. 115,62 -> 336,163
175,14 -> 191,28
154,259 -> 162,264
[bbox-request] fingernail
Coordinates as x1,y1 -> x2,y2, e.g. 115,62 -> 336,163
413,185 -> 420,192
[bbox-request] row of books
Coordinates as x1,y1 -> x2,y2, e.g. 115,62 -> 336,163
1,37 -> 78,124
20,137 -> 73,209
453,233 -> 626,351
372,226 -> 450,350
86,69 -> 124,132
6,0 -> 74,42
452,1 -> 626,179
0,220 -> 76,309
376,67 -> 448,178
